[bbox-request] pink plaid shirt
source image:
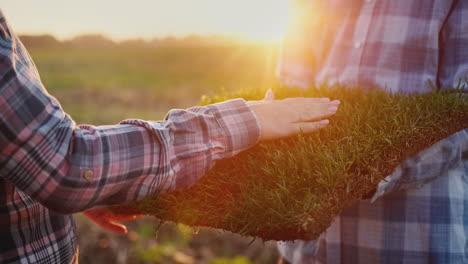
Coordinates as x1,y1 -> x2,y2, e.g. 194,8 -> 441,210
0,11 -> 260,263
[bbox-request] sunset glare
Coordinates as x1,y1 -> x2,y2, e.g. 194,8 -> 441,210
2,0 -> 291,43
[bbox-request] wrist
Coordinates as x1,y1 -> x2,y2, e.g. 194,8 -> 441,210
207,99 -> 261,155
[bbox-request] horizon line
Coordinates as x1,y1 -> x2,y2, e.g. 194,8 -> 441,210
17,32 -> 283,45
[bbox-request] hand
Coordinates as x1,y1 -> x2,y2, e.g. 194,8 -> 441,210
248,90 -> 340,141
83,208 -> 143,234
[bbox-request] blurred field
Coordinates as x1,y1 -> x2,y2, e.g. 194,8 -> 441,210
23,35 -> 280,263
26,36 -> 279,124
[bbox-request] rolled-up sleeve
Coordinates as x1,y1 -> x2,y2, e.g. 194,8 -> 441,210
0,19 -> 260,215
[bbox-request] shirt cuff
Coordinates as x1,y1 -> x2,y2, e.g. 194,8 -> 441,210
207,98 -> 261,156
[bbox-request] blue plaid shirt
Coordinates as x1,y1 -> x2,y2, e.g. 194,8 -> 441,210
277,0 -> 468,263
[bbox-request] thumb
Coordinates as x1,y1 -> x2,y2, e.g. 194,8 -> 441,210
264,89 -> 274,101
94,219 -> 128,234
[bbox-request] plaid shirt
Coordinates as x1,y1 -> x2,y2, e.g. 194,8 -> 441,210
278,0 -> 468,263
0,11 -> 260,263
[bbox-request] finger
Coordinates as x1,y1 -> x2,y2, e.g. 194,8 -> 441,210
85,208 -> 143,222
106,214 -> 144,222
291,101 -> 336,122
100,210 -> 144,222
264,89 -> 275,101
83,212 -> 128,234
299,97 -> 338,106
290,120 -> 330,135
307,99 -> 340,120
283,97 -> 329,103
96,220 -> 129,234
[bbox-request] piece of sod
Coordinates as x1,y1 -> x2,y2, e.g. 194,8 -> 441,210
111,86 -> 468,241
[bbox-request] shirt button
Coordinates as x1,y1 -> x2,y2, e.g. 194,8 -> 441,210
83,170 -> 94,181
354,41 -> 361,48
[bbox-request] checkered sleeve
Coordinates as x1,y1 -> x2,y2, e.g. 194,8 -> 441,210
0,19 -> 260,215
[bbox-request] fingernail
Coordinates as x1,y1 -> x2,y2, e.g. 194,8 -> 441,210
321,98 -> 330,102
320,119 -> 329,124
330,100 -> 340,105
328,106 -> 338,112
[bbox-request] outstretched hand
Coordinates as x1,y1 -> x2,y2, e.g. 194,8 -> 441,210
84,91 -> 339,234
248,90 -> 340,141
83,208 -> 143,234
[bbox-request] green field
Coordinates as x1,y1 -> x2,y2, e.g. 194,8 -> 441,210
28,42 -> 279,124
25,38 -> 281,264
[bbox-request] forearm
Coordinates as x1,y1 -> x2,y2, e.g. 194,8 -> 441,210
0,93 -> 260,214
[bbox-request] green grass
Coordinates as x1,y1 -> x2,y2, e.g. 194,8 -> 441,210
113,85 -> 468,241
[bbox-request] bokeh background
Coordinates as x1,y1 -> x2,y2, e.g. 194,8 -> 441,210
2,1 -> 292,263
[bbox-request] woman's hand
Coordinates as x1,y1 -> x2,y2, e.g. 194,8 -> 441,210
84,90 -> 339,234
83,208 -> 143,234
248,90 -> 340,141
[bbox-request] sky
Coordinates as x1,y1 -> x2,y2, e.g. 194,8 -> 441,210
2,0 -> 291,42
